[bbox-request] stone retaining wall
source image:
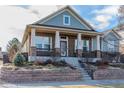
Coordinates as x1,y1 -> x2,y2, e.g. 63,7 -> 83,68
93,69 -> 124,80
0,68 -> 82,82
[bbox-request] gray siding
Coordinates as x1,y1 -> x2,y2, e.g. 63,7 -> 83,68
40,10 -> 89,30
102,32 -> 119,52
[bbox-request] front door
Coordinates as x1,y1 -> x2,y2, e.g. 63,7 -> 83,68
60,41 -> 67,56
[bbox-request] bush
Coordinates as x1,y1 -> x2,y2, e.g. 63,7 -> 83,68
96,60 -> 109,66
13,53 -> 25,66
32,59 -> 76,70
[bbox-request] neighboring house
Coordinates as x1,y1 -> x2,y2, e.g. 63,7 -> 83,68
114,26 -> 124,54
21,6 -> 102,63
117,31 -> 124,54
101,30 -> 121,53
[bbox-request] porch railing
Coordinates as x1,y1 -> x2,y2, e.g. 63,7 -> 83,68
101,52 -> 120,62
36,48 -> 97,58
82,51 -> 96,58
36,48 -> 54,56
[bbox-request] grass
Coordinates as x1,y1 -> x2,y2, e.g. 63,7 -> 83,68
57,84 -> 124,88
100,84 -> 124,88
60,85 -> 99,88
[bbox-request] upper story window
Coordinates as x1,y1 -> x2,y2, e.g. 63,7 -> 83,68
63,15 -> 70,25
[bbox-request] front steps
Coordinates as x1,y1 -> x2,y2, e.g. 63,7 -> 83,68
79,67 -> 92,80
35,56 -> 93,80
61,57 -> 92,80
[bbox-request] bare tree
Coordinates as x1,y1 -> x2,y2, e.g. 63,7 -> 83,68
118,5 -> 124,29
6,38 -> 21,62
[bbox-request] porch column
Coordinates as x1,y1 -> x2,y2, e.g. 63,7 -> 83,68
55,31 -> 60,56
91,38 -> 94,51
77,33 -> 82,57
96,35 -> 101,58
30,28 -> 36,61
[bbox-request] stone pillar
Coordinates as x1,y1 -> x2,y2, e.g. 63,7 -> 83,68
76,33 -> 82,57
29,28 -> 36,61
96,35 -> 101,58
54,31 -> 60,56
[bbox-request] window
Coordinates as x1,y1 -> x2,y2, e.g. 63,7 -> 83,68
83,40 -> 89,51
63,15 -> 70,25
75,39 -> 89,51
36,44 -> 42,49
108,40 -> 115,52
35,36 -> 52,51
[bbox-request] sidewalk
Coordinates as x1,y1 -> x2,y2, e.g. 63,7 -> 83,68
1,80 -> 124,88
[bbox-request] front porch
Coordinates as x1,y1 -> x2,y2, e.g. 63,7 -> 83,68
28,26 -> 101,61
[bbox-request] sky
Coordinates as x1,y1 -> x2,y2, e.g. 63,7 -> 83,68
0,5 -> 120,51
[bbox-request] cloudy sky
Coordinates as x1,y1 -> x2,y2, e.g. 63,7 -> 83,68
0,5 -> 120,51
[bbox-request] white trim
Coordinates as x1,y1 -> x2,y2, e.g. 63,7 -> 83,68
35,36 -> 52,50
29,25 -> 101,35
63,15 -> 70,25
103,30 -> 120,39
60,36 -> 68,56
66,9 -> 91,30
101,38 -> 103,51
77,33 -> 82,49
55,31 -> 60,48
38,8 -> 91,30
96,35 -> 100,51
91,38 -> 94,51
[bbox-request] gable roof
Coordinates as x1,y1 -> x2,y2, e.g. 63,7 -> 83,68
102,29 -> 121,39
32,6 -> 95,31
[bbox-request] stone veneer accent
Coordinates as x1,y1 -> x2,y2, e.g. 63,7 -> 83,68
76,49 -> 82,57
96,50 -> 101,58
93,69 -> 124,80
54,48 -> 61,56
30,47 -> 36,56
0,68 -> 82,82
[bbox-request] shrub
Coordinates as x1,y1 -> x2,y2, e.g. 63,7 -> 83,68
45,59 -> 53,65
95,60 -> 109,69
13,53 -> 25,66
96,60 -> 109,66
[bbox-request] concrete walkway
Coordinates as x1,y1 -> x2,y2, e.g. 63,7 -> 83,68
1,80 -> 124,88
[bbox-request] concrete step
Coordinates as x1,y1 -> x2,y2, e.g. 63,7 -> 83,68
79,66 -> 92,80
61,57 -> 92,80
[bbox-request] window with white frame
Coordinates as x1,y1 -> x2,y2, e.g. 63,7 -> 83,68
107,40 -> 115,52
75,39 -> 89,51
63,15 -> 70,25
83,40 -> 89,51
35,36 -> 52,51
